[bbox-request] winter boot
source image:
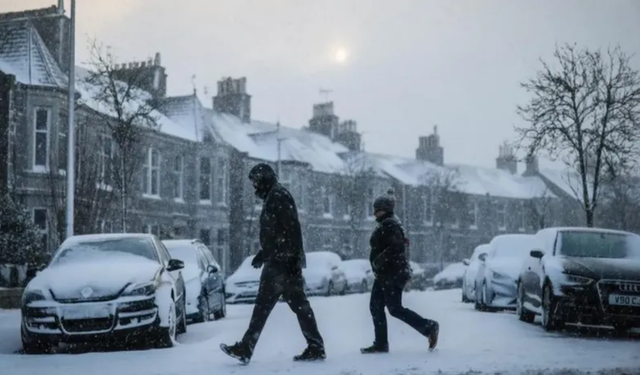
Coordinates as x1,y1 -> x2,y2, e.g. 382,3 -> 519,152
428,322 -> 439,351
220,342 -> 252,364
360,343 -> 389,354
293,346 -> 326,361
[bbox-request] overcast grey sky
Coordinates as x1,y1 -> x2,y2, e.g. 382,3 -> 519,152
3,0 -> 639,169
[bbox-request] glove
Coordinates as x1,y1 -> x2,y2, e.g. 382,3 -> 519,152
251,251 -> 264,269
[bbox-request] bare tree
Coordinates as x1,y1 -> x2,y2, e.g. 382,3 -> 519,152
516,44 -> 640,227
82,39 -> 161,232
527,187 -> 555,230
598,164 -> 640,232
419,167 -> 465,266
337,153 -> 376,258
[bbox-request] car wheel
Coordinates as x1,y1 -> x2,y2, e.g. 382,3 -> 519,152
360,280 -> 368,293
177,296 -> 187,335
21,325 -> 52,354
461,285 -> 470,303
195,295 -> 211,323
474,282 -> 484,311
481,281 -> 493,312
517,282 -> 535,323
541,282 -> 563,332
214,297 -> 226,320
155,300 -> 177,348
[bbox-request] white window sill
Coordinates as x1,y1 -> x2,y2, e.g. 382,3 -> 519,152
322,213 -> 333,219
96,183 -> 113,192
451,224 -> 460,229
216,202 -> 228,208
343,215 -> 351,221
142,194 -> 161,200
518,227 -> 525,232
174,198 -> 185,204
469,225 -> 478,230
498,226 -> 507,231
424,221 -> 434,227
31,166 -> 48,174
199,200 -> 213,205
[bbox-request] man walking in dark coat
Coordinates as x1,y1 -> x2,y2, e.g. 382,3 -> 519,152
220,163 -> 325,364
361,188 -> 439,354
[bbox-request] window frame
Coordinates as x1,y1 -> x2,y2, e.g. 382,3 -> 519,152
33,108 -> 51,172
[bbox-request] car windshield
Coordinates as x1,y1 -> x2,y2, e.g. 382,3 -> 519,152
559,231 -> 640,259
166,246 -> 198,265
493,238 -> 535,258
51,237 -> 159,265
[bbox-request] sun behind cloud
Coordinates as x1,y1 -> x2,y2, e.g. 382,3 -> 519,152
334,47 -> 348,64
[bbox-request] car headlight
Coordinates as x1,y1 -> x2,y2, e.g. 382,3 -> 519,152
22,289 -> 47,305
121,282 -> 156,297
564,274 -> 593,285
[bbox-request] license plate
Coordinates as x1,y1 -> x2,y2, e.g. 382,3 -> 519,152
608,294 -> 640,307
62,304 -> 112,319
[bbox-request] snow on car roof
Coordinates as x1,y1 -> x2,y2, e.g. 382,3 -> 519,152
61,233 -> 156,247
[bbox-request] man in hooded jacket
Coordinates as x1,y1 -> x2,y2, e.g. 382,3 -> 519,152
360,189 -> 439,354
220,163 -> 325,364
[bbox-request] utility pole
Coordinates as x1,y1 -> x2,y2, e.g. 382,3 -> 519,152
65,0 -> 76,239
276,120 -> 282,176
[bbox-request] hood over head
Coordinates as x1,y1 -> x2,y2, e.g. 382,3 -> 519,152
248,163 -> 278,200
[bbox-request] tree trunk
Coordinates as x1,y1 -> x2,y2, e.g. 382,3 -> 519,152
585,208 -> 594,227
120,149 -> 127,232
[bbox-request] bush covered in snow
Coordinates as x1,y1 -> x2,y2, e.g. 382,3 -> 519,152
0,195 -> 46,275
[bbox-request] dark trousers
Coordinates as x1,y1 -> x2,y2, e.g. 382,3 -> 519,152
241,264 -> 324,353
369,277 -> 437,347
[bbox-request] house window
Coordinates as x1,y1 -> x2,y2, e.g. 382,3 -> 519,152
519,201 -> 526,231
216,228 -> 226,257
33,108 -> 50,170
199,157 -> 211,201
216,159 -> 227,204
101,220 -> 113,233
58,123 -> 67,172
142,148 -> 161,196
200,229 -> 211,246
173,155 -> 184,200
322,187 -> 333,216
424,189 -> 434,224
33,208 -> 48,252
497,202 -> 507,231
143,224 -> 160,236
469,201 -> 479,230
98,135 -> 113,187
296,177 -> 306,210
366,188 -> 374,217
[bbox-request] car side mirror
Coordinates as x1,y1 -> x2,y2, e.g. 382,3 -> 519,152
530,249 -> 545,259
462,259 -> 470,266
208,264 -> 219,274
478,253 -> 488,262
167,258 -> 185,272
26,266 -> 40,279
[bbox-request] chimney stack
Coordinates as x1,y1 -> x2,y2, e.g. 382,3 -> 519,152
495,141 -> 517,174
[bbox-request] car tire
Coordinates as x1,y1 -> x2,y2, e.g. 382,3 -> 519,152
541,282 -> 564,332
474,282 -> 484,311
21,325 -> 52,354
194,295 -> 211,323
461,285 -> 470,303
214,297 -> 226,320
360,280 -> 368,294
176,296 -> 187,335
481,281 -> 494,312
516,282 -> 535,323
155,300 -> 177,348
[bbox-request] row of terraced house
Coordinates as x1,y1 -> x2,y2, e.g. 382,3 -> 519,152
0,5 -> 584,274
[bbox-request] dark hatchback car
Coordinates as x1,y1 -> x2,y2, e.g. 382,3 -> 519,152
516,227 -> 640,333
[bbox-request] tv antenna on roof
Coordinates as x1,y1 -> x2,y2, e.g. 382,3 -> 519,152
319,88 -> 332,102
191,75 -> 197,94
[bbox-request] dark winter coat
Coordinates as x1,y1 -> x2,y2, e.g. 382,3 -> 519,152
256,183 -> 306,270
369,212 -> 410,281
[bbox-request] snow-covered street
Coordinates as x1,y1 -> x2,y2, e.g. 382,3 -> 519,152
1,289 -> 638,375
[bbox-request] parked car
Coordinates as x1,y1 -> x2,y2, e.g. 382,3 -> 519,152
303,251 -> 348,296
21,234 -> 187,353
475,234 -> 538,311
340,259 -> 374,293
405,261 -> 430,291
462,244 -> 490,302
163,239 -> 226,322
516,227 -> 640,333
433,262 -> 467,290
225,255 -> 262,304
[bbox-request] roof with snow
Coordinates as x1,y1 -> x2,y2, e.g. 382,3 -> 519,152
0,20 -> 67,88
157,94 -> 224,143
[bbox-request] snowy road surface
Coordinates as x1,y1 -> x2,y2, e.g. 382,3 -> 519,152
1,289 -> 638,375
